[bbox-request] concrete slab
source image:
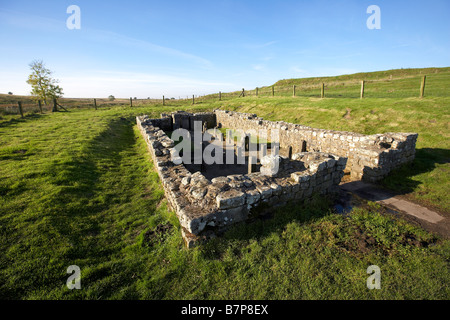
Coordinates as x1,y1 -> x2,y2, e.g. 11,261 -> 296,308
340,181 -> 444,224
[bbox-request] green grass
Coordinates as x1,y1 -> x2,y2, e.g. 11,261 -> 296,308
0,67 -> 449,299
200,67 -> 450,100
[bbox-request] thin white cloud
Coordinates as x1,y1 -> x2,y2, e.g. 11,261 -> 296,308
291,66 -> 307,74
84,29 -> 213,68
244,41 -> 278,49
59,70 -> 235,98
260,56 -> 274,62
0,8 -> 212,68
252,64 -> 265,71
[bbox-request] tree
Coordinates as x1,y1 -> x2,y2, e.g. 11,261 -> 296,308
26,60 -> 63,104
108,95 -> 115,101
8,92 -> 13,95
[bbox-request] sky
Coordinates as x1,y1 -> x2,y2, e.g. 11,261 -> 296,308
0,0 -> 449,98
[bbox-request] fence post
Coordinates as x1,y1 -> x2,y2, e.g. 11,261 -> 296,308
38,100 -> 43,114
320,83 -> 324,98
242,88 -> 245,97
163,95 -> 165,106
272,86 -> 274,96
130,97 -> 132,107
94,98 -> 97,110
52,98 -> 58,112
18,101 -> 24,118
192,95 -> 195,105
360,80 -> 365,99
256,87 -> 258,97
419,75 -> 426,98
219,91 -> 221,101
293,85 -> 296,97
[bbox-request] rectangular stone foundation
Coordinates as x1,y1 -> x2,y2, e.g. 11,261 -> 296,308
136,110 -> 417,247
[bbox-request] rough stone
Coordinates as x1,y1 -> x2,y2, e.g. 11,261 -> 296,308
136,109 -> 417,248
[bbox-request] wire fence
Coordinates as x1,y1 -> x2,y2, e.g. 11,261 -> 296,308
202,73 -> 449,101
1,73 -> 448,117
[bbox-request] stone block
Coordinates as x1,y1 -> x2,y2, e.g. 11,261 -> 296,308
216,190 -> 246,209
255,185 -> 272,199
246,189 -> 261,205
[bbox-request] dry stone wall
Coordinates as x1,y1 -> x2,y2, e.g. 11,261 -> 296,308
137,109 -> 417,247
214,110 -> 417,182
137,113 -> 348,247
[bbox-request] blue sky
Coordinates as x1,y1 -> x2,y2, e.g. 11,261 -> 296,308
0,0 -> 449,98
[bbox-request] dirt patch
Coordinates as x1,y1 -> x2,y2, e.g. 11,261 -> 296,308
399,232 -> 435,248
343,108 -> 352,120
142,223 -> 173,247
337,226 -> 437,257
337,227 -> 378,255
12,149 -> 27,154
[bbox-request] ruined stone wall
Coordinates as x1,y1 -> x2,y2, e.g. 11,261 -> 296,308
161,111 -> 216,131
137,114 -> 347,247
214,110 -> 417,182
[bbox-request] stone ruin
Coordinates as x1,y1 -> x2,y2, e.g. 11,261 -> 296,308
136,110 -> 418,247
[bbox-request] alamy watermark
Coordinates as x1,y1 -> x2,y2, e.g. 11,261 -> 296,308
64,5 -> 380,31
366,265 -> 381,289
66,5 -> 81,30
66,265 -> 81,289
366,5 -> 381,30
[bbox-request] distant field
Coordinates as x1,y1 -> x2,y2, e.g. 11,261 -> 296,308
0,67 -> 449,299
0,95 -> 168,115
201,67 -> 450,100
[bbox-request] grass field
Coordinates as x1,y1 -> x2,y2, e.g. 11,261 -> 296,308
0,67 -> 449,299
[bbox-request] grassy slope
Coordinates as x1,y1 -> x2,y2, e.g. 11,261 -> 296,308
201,67 -> 450,100
0,67 -> 449,299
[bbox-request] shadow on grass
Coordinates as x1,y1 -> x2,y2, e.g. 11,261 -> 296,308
378,147 -> 450,196
0,116 -> 150,299
43,116 -> 138,259
198,194 -> 335,260
0,113 -> 44,128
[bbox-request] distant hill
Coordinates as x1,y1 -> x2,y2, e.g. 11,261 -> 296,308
272,67 -> 450,87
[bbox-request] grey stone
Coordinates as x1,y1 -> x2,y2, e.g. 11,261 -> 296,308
216,190 -> 246,209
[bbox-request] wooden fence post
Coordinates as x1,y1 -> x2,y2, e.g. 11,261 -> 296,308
38,100 -> 43,114
18,101 -> 24,118
242,88 -> 245,97
420,75 -> 426,98
272,86 -> 274,96
219,91 -> 221,101
256,87 -> 258,96
293,85 -> 296,97
320,83 -> 324,98
360,80 -> 365,99
130,97 -> 132,107
163,95 -> 165,106
94,98 -> 97,110
192,95 -> 195,105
